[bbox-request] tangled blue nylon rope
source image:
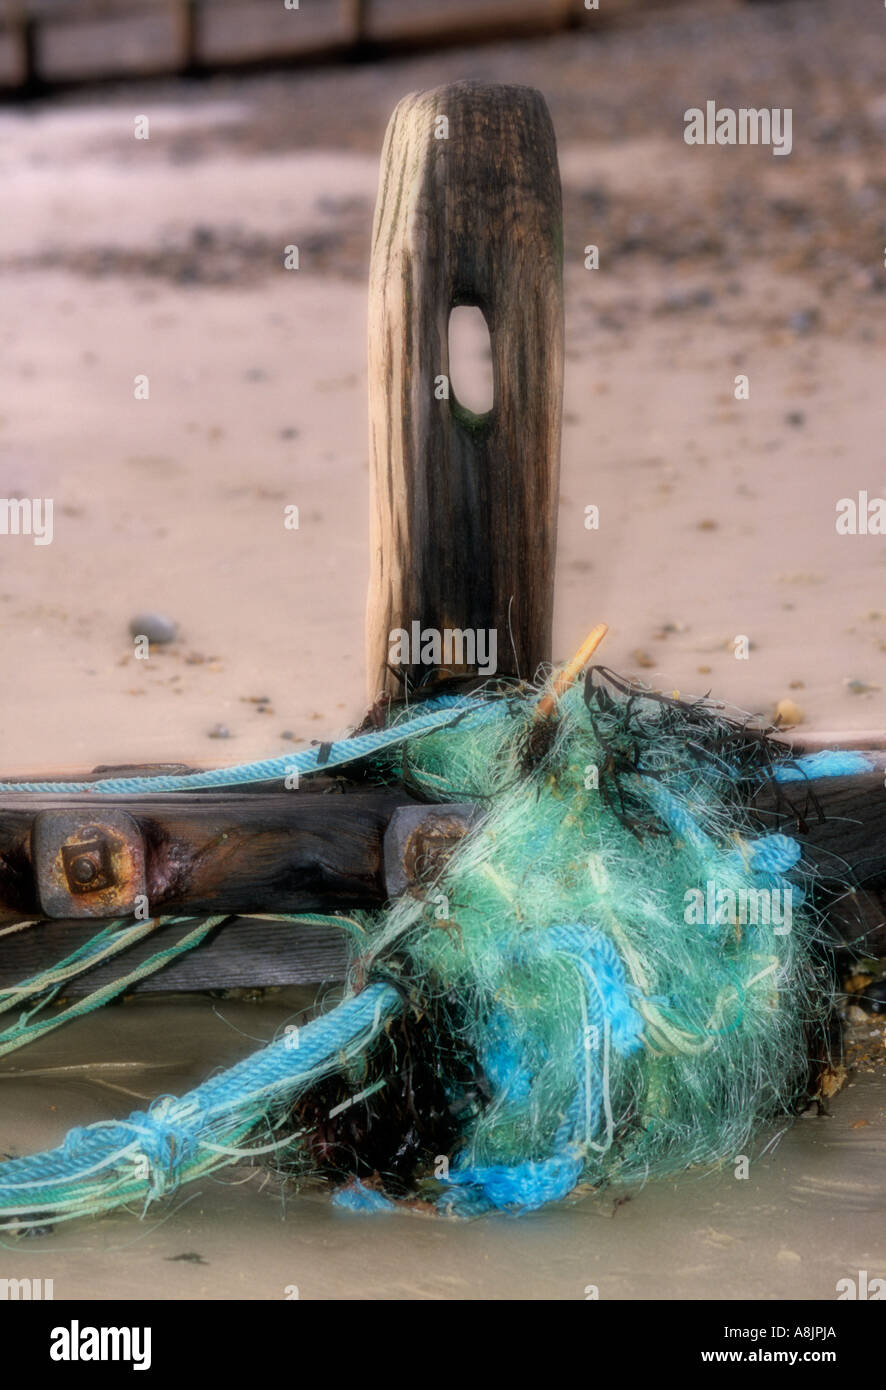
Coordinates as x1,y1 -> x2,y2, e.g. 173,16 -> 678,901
770,749 -> 872,781
438,926 -> 644,1214
0,698 -> 867,797
0,981 -> 400,1219
0,694 -> 497,795
0,929 -> 644,1219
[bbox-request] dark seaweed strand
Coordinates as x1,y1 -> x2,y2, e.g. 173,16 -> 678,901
581,666 -> 827,838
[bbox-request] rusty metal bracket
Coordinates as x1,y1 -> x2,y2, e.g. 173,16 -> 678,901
32,809 -> 146,919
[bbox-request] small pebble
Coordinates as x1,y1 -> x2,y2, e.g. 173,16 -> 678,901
208,723 -> 231,739
280,730 -> 296,741
774,698 -> 803,726
844,971 -> 875,994
859,979 -> 886,1015
129,612 -> 178,645
789,307 -> 820,335
786,411 -> 805,427
845,678 -> 879,695
658,286 -> 715,313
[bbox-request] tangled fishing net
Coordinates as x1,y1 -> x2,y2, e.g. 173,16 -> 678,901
0,668 -> 854,1226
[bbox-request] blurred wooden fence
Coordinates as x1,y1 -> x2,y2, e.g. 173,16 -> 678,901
0,0 -> 667,91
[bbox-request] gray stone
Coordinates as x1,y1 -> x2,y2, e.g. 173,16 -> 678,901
129,612 -> 178,645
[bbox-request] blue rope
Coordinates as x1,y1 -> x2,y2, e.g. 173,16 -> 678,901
439,925 -> 643,1214
0,695 -> 498,795
725,833 -> 800,877
631,774 -> 714,855
771,749 -> 873,782
0,981 -> 401,1218
332,1179 -> 396,1213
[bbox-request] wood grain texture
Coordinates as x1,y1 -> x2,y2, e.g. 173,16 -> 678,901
754,759 -> 886,952
754,754 -> 886,877
366,80 -> 564,698
1,761 -> 883,989
0,789 -> 416,920
0,916 -> 348,994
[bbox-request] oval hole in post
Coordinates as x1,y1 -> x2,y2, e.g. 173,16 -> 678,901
448,305 -> 494,417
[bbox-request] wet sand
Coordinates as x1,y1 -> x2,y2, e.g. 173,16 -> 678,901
1,992 -> 883,1301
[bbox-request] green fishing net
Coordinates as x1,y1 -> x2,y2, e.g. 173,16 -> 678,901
293,671 -> 832,1212
0,671 -> 836,1223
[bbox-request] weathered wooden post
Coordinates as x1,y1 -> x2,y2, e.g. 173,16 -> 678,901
365,81 -> 564,699
341,0 -> 367,47
10,0 -> 39,94
172,0 -> 199,76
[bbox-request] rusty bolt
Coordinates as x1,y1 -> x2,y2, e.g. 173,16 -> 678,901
61,833 -> 115,895
69,854 -> 99,885
34,808 -> 146,919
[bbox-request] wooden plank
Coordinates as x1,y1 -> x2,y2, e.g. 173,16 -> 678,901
0,2 -> 37,90
0,916 -> 349,994
755,763 -> 886,876
365,0 -> 572,44
37,7 -> 180,81
365,81 -> 564,698
198,0 -> 353,66
0,0 -> 678,91
17,10 -> 37,90
754,755 -> 886,954
569,0 -> 687,24
2,758 -> 881,995
171,0 -> 198,74
0,789 -> 417,921
341,0 -> 367,46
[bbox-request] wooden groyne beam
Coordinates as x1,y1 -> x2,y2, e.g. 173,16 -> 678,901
0,0 -> 673,95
